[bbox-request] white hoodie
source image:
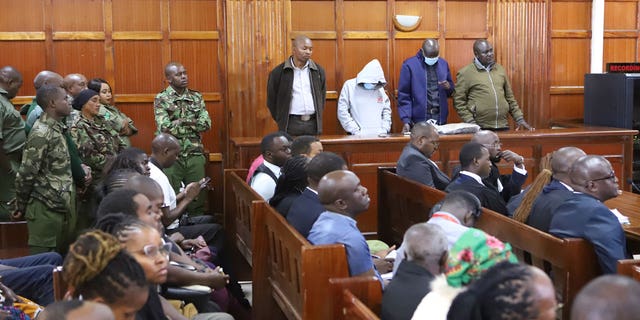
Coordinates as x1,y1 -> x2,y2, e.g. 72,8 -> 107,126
337,59 -> 391,135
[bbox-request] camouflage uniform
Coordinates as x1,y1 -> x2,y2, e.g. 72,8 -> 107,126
15,113 -> 75,254
99,103 -> 138,146
0,88 -> 26,220
155,86 -> 211,215
70,113 -> 126,183
71,113 -> 125,229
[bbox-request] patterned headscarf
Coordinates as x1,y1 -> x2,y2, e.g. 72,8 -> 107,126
445,228 -> 517,287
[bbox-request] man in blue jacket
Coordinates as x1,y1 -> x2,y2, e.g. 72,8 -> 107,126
398,39 -> 454,133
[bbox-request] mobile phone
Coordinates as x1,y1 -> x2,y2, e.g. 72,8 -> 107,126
200,177 -> 212,189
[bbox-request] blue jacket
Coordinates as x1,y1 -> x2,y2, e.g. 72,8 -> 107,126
550,192 -> 627,274
398,51 -> 454,125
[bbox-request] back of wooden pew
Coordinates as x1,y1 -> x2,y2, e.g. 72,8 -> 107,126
252,201 -> 351,320
475,208 -> 600,318
329,277 -> 381,320
223,169 -> 264,267
0,221 -> 29,258
377,168 -> 601,320
378,168 -> 445,246
617,259 -> 640,281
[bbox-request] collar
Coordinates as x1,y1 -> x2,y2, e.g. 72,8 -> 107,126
305,186 -> 318,195
558,180 -> 574,192
284,56 -> 318,71
39,113 -> 67,131
262,159 -> 282,176
323,210 -> 357,225
149,156 -> 162,169
164,85 -> 192,98
430,211 -> 462,225
0,87 -> 7,95
473,57 -> 494,71
460,171 -> 485,186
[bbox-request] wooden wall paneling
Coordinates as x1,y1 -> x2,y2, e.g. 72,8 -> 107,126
342,40 -> 389,87
0,42 -> 47,98
445,1 -> 488,38
0,0 -> 43,32
113,40 -> 164,94
118,102 -> 156,150
225,0 -> 287,143
112,0 -> 162,32
51,0 -> 104,32
394,1 -> 438,33
549,94 -> 584,122
53,41 -> 106,79
170,40 -> 220,92
604,1 -> 637,31
494,0 -> 549,129
322,100 -> 342,136
169,0 -> 218,31
343,1 -> 387,31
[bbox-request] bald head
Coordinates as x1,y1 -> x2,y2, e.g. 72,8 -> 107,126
0,66 -> 23,99
471,130 -> 498,144
529,266 -> 557,320
124,175 -> 163,202
34,71 -> 63,90
293,35 -> 310,47
569,155 -> 619,201
63,73 -> 87,97
550,147 -> 586,182
318,170 -> 370,216
421,39 -> 439,58
410,122 -> 439,158
571,275 -> 640,320
151,133 -> 180,154
403,223 -> 448,273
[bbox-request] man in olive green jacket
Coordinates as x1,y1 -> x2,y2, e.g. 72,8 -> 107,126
453,40 -> 534,131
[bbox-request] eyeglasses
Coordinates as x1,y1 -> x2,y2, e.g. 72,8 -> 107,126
141,241 -> 172,259
589,171 -> 616,183
482,142 -> 502,149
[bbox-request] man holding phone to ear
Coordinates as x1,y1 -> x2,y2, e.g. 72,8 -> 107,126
453,39 -> 534,131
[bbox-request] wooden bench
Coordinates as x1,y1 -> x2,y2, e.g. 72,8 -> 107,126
617,259 -> 640,281
223,169 -> 265,268
252,201 -> 382,320
377,168 -> 601,319
329,277 -> 381,320
0,221 -> 29,258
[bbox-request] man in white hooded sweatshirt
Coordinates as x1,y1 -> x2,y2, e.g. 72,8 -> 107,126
337,59 -> 391,135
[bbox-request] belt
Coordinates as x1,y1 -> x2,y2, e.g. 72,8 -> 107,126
290,114 -> 316,122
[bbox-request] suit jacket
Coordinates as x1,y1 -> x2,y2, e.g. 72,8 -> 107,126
381,260 -> 435,320
445,174 -> 508,215
287,188 -> 325,238
452,162 -> 526,202
525,179 -> 574,232
549,192 -> 627,274
485,162 -> 527,202
397,144 -> 450,190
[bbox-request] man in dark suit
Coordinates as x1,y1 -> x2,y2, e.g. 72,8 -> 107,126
471,130 -> 527,202
381,223 -> 448,320
549,155 -> 627,274
445,142 -> 508,215
524,147 -> 586,232
396,122 -> 450,190
287,152 -> 347,237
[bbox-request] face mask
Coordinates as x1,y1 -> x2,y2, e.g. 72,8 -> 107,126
363,83 -> 376,90
424,56 -> 439,66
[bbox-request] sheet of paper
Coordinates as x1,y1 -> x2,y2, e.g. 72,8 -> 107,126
610,208 -> 630,225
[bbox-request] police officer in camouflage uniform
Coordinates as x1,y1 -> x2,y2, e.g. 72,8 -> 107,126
14,86 -> 75,254
70,89 -> 126,227
155,62 -> 211,216
0,66 -> 25,221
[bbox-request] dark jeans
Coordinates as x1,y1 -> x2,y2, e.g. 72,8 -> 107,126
0,252 -> 62,305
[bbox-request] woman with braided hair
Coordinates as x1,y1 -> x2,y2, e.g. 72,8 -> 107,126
269,155 -> 309,216
62,230 -> 149,320
447,261 -> 557,320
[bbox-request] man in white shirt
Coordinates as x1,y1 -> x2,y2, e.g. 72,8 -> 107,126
250,132 -> 292,200
267,35 -> 326,135
148,133 -> 215,239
